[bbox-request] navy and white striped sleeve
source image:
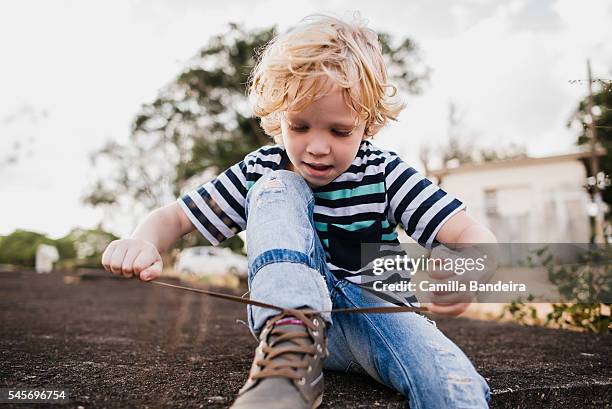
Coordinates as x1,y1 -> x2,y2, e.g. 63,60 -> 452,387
177,159 -> 249,246
384,153 -> 466,248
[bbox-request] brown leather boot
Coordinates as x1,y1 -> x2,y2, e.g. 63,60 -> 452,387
230,309 -> 328,409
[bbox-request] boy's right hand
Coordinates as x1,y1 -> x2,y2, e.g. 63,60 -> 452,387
101,239 -> 162,281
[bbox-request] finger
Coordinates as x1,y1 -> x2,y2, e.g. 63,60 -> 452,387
101,242 -> 116,271
427,302 -> 470,317
429,290 -> 474,305
121,246 -> 140,277
139,260 -> 162,281
133,251 -> 157,277
109,244 -> 128,275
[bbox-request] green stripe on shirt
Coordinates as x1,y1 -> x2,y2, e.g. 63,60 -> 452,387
313,182 -> 385,200
382,231 -> 398,241
316,219 -> 392,232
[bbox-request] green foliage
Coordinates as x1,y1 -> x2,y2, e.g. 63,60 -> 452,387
83,23 -> 429,250
54,236 -> 77,260
498,294 -> 542,327
545,302 -> 610,334
0,230 -> 54,266
1,231 -> 44,266
500,245 -> 611,334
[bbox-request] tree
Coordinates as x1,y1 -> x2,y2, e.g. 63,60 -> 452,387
58,227 -> 118,268
442,102 -> 478,165
568,79 -> 612,222
83,23 -> 430,250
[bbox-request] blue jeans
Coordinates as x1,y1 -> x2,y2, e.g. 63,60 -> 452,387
245,170 -> 491,409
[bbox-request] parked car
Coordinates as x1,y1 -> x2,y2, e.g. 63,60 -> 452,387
174,246 -> 248,278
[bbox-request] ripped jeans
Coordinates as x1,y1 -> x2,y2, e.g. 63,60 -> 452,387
245,170 -> 491,409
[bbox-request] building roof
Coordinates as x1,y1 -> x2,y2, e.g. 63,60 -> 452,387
429,149 -> 607,178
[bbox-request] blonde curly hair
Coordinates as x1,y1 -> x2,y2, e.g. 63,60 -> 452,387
248,13 -> 404,142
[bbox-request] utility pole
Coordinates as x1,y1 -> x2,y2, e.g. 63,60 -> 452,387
586,59 -> 606,243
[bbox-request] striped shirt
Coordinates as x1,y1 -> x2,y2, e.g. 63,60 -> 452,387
178,140 -> 466,283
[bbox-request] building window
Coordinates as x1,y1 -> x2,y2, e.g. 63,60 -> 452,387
484,189 -> 498,216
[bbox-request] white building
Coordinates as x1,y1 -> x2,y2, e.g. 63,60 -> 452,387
35,244 -> 59,273
428,151 -> 601,244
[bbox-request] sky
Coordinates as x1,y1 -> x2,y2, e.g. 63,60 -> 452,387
1,0 -> 611,239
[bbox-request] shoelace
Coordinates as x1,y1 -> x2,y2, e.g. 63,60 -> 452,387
146,280 -> 426,315
251,309 -> 319,382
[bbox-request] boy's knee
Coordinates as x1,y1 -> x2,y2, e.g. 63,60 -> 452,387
245,170 -> 319,263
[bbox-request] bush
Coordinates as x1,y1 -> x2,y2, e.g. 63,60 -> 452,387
0,230 -> 54,266
500,245 -> 611,334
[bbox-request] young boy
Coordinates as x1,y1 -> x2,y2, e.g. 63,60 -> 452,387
102,14 -> 494,408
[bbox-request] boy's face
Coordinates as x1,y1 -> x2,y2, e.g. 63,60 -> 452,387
280,85 -> 366,188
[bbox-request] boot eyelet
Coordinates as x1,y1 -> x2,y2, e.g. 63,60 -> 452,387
317,344 -> 323,353
297,377 -> 306,385
312,330 -> 319,337
307,365 -> 312,372
313,319 -> 319,327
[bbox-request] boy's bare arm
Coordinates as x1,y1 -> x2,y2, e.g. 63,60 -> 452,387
101,202 -> 195,281
130,202 -> 195,252
435,210 -> 496,245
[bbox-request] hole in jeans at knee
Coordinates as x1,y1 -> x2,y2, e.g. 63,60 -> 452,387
263,178 -> 285,190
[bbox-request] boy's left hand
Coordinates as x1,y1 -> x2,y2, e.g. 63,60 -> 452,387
422,245 -> 497,317
427,212 -> 499,316
426,259 -> 473,316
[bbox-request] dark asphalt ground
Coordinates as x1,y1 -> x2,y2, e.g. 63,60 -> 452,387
1,270 -> 610,408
